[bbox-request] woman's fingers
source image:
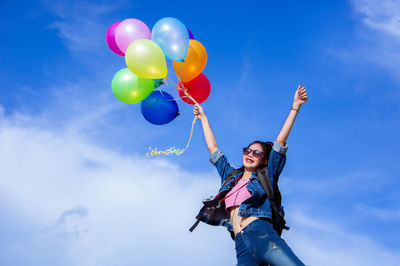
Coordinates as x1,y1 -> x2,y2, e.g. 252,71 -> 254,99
300,87 -> 307,95
297,86 -> 308,101
193,104 -> 205,118
295,84 -> 309,103
300,94 -> 308,101
193,106 -> 200,116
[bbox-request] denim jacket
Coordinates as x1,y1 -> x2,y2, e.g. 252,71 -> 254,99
208,141 -> 288,233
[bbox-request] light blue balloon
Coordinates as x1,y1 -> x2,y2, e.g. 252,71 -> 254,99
152,17 -> 189,62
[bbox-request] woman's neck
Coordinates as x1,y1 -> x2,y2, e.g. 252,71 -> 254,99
242,169 -> 253,179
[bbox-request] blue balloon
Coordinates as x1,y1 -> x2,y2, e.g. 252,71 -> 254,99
152,17 -> 189,61
141,91 -> 179,125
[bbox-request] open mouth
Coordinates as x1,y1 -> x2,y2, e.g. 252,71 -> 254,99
246,158 -> 254,163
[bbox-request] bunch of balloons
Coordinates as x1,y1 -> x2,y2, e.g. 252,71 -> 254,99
106,17 -> 211,155
107,17 -> 211,126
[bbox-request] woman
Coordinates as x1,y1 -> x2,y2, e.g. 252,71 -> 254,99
193,85 -> 308,266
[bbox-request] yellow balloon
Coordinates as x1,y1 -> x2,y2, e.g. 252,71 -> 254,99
173,40 -> 207,82
125,39 -> 167,79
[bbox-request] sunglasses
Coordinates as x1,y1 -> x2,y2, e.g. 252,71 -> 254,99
242,147 -> 264,158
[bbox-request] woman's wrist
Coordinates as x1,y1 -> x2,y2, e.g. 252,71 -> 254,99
292,103 -> 301,111
199,115 -> 208,122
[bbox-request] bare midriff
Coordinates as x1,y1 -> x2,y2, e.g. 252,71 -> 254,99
229,205 -> 260,236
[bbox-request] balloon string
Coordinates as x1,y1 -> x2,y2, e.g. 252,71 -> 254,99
164,77 -> 178,89
164,69 -> 196,103
146,88 -> 200,157
162,77 -> 190,101
162,77 -> 170,87
146,115 -> 197,157
181,86 -> 198,105
179,61 -> 183,83
157,86 -> 165,96
146,63 -> 200,157
174,61 -> 199,105
167,96 -> 189,101
163,77 -> 171,87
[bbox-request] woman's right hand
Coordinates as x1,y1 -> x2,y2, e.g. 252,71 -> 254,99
193,104 -> 205,120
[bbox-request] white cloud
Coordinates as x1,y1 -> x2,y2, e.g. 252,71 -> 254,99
346,0 -> 400,84
287,211 -> 400,266
355,204 -> 400,221
352,0 -> 400,38
1,109 -> 400,266
0,109 -> 236,266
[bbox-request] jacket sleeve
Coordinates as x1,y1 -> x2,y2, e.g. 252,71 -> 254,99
267,141 -> 288,184
209,149 -> 236,185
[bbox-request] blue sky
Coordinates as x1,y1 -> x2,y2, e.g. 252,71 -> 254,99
1,0 -> 400,265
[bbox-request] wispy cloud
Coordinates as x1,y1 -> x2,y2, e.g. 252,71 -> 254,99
287,211 -> 400,266
352,0 -> 400,38
0,107 -> 235,266
56,206 -> 89,237
355,204 -> 400,221
43,0 -> 126,52
343,0 -> 400,84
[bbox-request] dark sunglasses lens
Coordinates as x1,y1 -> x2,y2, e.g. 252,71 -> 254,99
243,148 -> 251,155
253,150 -> 264,157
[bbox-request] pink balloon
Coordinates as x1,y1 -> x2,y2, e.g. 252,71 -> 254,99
106,22 -> 125,56
115,19 -> 151,53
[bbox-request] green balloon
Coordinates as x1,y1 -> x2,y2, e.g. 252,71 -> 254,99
112,68 -> 156,103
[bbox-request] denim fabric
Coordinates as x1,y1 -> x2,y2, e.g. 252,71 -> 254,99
208,141 -> 288,232
235,219 -> 305,266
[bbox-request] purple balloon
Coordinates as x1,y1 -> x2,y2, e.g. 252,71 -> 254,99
115,19 -> 151,54
187,27 -> 195,40
106,22 -> 125,56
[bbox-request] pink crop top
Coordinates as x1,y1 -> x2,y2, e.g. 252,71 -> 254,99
224,178 -> 252,210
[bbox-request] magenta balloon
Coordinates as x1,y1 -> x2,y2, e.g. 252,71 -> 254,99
187,27 -> 195,40
106,22 -> 125,56
115,19 -> 151,53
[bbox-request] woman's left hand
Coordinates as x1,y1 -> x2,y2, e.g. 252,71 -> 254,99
293,84 -> 308,107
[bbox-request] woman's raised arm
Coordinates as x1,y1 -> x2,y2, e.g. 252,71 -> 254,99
276,85 -> 309,145
194,104 -> 218,155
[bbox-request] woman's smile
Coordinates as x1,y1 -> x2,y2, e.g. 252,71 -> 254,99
246,158 -> 254,163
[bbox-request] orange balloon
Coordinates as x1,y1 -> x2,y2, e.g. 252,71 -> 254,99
173,40 -> 207,82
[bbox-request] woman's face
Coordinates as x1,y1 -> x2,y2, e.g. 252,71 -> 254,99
242,143 -> 266,171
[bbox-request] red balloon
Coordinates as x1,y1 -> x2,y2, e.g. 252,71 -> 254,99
178,73 -> 211,105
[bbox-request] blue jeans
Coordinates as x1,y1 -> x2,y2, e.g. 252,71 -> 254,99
235,219 -> 305,266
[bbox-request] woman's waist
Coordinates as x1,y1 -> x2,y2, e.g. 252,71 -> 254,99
229,206 -> 272,236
